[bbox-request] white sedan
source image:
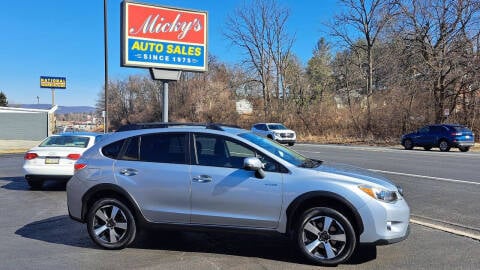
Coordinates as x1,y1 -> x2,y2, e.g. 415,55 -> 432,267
23,132 -> 105,189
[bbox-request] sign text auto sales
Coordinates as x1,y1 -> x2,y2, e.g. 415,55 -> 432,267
122,2 -> 207,71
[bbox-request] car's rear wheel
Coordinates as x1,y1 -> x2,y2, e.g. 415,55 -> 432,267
295,207 -> 356,266
459,146 -> 470,152
439,140 -> 451,152
403,139 -> 413,150
87,198 -> 136,249
26,179 -> 43,190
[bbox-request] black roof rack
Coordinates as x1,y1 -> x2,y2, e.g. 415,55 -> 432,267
115,122 -> 241,132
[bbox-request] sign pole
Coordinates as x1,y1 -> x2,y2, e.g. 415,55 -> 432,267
163,81 -> 168,122
51,88 -> 55,106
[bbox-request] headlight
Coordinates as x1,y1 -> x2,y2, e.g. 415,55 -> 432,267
359,185 -> 399,203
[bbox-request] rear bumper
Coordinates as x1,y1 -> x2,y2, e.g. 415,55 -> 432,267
25,174 -> 72,181
453,141 -> 475,147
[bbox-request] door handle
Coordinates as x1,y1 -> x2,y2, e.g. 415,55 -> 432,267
119,168 -> 138,176
192,175 -> 212,183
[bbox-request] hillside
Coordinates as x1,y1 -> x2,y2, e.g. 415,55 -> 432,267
12,104 -> 96,114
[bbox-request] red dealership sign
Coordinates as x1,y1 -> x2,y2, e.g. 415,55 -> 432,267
122,1 -> 208,71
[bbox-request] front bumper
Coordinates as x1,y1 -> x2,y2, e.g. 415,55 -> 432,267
357,197 -> 410,244
275,139 -> 296,144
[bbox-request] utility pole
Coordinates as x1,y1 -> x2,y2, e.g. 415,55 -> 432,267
103,0 -> 109,133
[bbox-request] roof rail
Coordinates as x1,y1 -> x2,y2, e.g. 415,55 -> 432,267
116,122 -> 241,132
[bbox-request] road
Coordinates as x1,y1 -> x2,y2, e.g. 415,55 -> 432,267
0,147 -> 479,269
293,144 -> 480,234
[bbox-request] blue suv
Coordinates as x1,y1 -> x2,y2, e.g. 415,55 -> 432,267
401,124 -> 475,152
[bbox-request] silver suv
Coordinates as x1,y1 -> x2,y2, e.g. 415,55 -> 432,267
66,124 -> 409,265
252,123 -> 296,146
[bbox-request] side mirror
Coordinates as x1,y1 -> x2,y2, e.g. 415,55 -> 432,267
243,157 -> 265,179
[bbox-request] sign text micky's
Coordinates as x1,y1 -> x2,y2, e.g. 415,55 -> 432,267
122,1 -> 207,72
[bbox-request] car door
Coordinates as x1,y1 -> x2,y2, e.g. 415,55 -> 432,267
190,133 -> 283,229
114,132 -> 191,224
414,126 -> 430,146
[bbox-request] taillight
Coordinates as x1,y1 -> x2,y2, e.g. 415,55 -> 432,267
74,163 -> 87,171
67,153 -> 81,160
24,153 -> 38,160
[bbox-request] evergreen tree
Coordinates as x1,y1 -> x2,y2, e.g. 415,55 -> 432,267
0,91 -> 8,106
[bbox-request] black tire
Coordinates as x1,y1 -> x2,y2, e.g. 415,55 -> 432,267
459,146 -> 470,152
438,140 -> 451,152
295,207 -> 357,266
423,146 -> 432,151
26,179 -> 43,190
267,135 -> 274,140
288,142 -> 295,146
87,198 -> 136,249
403,139 -> 413,150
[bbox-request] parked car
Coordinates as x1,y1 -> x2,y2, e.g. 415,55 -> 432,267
67,123 -> 409,265
401,124 -> 475,152
251,123 -> 296,146
23,132 -> 105,189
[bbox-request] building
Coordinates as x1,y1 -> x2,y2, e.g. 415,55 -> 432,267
0,105 -> 57,140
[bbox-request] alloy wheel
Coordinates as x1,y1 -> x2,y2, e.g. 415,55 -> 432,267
93,204 -> 129,244
301,215 -> 347,260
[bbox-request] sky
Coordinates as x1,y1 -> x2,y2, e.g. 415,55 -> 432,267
0,0 -> 337,107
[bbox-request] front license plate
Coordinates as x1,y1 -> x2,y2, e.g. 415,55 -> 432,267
45,158 -> 60,164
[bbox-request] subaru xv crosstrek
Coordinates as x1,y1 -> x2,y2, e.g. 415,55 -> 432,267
67,123 -> 409,265
401,124 -> 475,152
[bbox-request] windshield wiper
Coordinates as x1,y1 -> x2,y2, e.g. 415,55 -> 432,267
300,158 -> 322,168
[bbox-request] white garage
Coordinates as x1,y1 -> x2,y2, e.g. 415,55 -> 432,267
0,106 -> 57,140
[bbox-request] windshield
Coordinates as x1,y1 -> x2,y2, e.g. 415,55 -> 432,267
239,132 -> 320,167
39,136 -> 90,148
267,124 -> 287,130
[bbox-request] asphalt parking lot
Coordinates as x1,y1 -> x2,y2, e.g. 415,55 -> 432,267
0,145 -> 479,269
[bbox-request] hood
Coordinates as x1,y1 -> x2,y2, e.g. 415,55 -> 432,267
313,162 -> 398,190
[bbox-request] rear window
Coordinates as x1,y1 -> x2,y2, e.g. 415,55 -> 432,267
102,139 -> 126,159
39,136 -> 90,148
451,126 -> 472,133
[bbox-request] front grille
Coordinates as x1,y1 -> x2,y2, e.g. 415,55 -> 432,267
280,133 -> 294,138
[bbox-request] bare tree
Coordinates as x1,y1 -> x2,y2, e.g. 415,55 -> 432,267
225,0 -> 294,118
397,0 -> 480,123
330,0 -> 398,132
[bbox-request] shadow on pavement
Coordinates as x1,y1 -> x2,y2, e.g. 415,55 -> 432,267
15,215 -> 93,248
16,215 -> 376,265
1,176 -> 67,191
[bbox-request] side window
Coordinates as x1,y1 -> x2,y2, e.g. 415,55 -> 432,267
120,136 -> 139,161
195,134 -> 254,168
261,124 -> 268,131
419,127 -> 429,134
255,152 -> 280,172
139,133 -> 187,164
194,133 -> 281,172
101,139 -> 125,159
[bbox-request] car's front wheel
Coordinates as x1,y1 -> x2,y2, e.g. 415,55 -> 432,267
288,142 -> 295,146
403,139 -> 413,150
87,198 -> 136,249
295,207 -> 357,266
459,146 -> 470,152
